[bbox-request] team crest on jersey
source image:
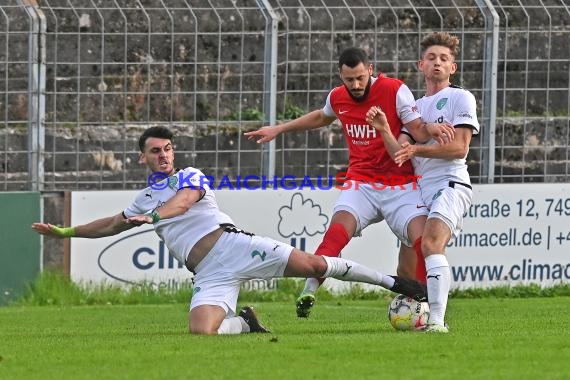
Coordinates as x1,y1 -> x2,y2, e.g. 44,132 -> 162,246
436,98 -> 448,110
168,175 -> 178,190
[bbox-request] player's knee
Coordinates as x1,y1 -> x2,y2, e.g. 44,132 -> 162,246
189,324 -> 218,335
309,255 -> 328,277
188,312 -> 219,335
421,234 -> 442,255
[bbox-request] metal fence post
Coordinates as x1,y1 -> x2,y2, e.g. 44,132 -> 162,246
256,0 -> 278,179
475,0 -> 499,184
20,0 -> 46,191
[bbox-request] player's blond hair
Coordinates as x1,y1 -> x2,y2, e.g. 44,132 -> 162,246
420,32 -> 460,58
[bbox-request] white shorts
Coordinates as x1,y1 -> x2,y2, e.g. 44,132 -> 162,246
422,180 -> 473,238
189,231 -> 293,316
333,180 -> 428,247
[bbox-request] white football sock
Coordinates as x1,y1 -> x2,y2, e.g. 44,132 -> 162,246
322,256 -> 393,289
425,254 -> 451,326
217,317 -> 248,334
301,277 -> 320,295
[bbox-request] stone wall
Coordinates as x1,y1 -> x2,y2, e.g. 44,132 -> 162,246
1,1 -> 569,270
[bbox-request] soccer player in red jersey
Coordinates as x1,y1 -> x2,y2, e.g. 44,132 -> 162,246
245,47 -> 453,317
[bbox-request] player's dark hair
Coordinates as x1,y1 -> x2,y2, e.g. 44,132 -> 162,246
420,32 -> 460,58
338,47 -> 370,69
138,126 -> 174,152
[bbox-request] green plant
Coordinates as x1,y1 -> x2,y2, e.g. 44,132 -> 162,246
278,100 -> 305,120
225,107 -> 264,121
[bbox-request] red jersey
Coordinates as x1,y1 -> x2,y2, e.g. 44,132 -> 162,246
324,75 -> 421,182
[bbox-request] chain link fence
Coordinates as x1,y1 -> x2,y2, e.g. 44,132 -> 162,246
1,0 -> 569,191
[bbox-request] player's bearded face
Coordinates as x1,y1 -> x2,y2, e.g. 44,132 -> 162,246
346,77 -> 372,102
340,63 -> 373,102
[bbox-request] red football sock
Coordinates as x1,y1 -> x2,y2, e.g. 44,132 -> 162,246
315,223 -> 351,285
414,236 -> 427,284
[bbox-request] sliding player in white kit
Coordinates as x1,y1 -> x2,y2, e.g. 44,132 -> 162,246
367,32 -> 479,332
32,126 -> 428,335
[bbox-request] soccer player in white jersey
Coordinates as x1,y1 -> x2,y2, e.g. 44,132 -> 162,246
367,32 -> 479,333
32,126 -> 428,335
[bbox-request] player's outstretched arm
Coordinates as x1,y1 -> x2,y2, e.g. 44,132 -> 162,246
243,124 -> 283,144
124,187 -> 203,226
244,110 -> 336,143
31,212 -> 134,239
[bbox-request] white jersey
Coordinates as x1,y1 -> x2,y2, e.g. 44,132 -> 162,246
123,166 -> 234,264
413,85 -> 479,190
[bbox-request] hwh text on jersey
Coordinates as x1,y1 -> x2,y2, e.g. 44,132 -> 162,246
345,124 -> 377,139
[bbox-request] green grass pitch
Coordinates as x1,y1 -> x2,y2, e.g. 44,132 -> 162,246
1,297 -> 569,380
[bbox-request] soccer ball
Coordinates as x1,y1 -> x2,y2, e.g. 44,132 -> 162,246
388,294 -> 430,331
